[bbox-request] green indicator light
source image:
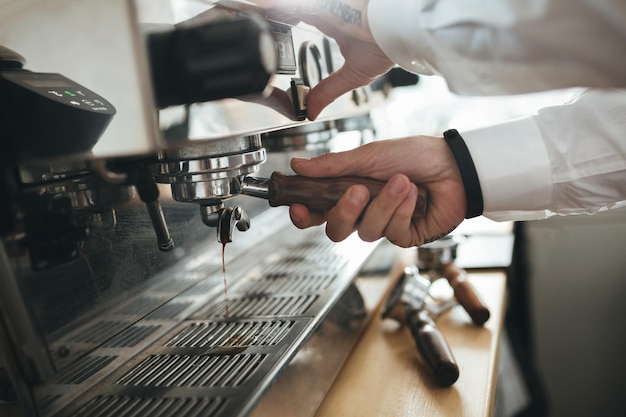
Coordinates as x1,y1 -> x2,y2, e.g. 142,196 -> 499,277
64,90 -> 76,97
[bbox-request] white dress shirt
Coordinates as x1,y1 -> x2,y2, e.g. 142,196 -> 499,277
368,0 -> 626,220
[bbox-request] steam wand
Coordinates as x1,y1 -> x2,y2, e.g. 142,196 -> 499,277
129,171 -> 174,252
92,161 -> 174,252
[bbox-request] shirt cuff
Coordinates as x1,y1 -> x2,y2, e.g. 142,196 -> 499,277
461,117 -> 553,212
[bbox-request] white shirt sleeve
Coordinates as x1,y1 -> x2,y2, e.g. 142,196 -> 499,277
367,0 -> 626,221
463,89 -> 626,220
368,0 -> 626,95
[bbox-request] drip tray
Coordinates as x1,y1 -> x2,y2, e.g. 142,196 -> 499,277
41,226 -> 380,417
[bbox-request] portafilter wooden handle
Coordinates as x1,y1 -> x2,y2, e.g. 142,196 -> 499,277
406,308 -> 459,387
441,262 -> 490,326
267,172 -> 428,218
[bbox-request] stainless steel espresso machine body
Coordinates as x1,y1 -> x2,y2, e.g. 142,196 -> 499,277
0,2 -> 408,417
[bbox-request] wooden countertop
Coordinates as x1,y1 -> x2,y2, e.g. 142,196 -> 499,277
314,259 -> 507,417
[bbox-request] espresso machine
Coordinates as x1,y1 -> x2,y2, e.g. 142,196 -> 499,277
0,1 -> 419,417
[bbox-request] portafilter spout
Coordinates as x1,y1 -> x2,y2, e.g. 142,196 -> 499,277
200,203 -> 250,244
218,206 -> 250,244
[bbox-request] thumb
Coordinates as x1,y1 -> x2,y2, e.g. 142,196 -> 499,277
306,66 -> 367,120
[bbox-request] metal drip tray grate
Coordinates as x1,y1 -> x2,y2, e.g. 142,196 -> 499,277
116,353 -> 266,387
55,356 -> 117,385
165,320 -> 294,348
104,325 -> 161,348
72,396 -> 226,417
45,227 -> 379,417
193,294 -> 318,319
69,321 -> 129,345
262,255 -> 346,275
235,273 -> 336,294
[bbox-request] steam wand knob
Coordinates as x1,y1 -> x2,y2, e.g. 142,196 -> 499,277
0,46 -> 25,69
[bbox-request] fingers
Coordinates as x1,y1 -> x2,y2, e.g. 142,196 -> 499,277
357,174 -> 414,242
306,69 -> 365,120
325,185 -> 370,242
289,204 -> 326,229
307,56 -> 393,119
248,0 -> 389,120
325,174 -> 416,243
380,183 -> 419,247
288,185 -> 371,242
288,174 -> 424,246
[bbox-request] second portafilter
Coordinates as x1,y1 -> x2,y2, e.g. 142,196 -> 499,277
382,265 -> 459,387
418,236 -> 490,326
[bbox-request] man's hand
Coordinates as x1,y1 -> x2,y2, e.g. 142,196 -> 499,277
249,0 -> 395,119
287,136 -> 468,247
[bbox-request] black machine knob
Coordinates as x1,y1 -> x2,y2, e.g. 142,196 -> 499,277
0,46 -> 25,70
385,67 -> 420,87
371,67 -> 419,93
148,14 -> 277,108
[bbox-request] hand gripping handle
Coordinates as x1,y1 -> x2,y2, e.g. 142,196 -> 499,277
268,172 -> 428,219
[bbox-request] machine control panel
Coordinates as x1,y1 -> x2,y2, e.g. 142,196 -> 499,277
0,68 -> 116,161
2,71 -> 115,113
